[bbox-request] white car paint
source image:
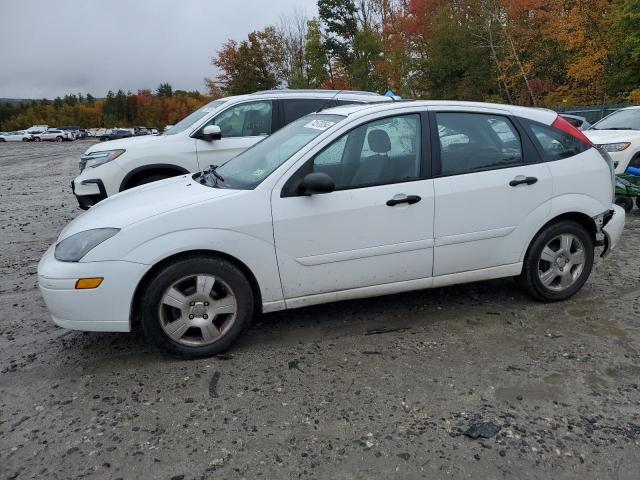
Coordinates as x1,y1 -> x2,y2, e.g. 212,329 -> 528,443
72,90 -> 391,205
34,129 -> 70,142
584,106 -> 640,173
39,101 -> 624,336
0,131 -> 32,142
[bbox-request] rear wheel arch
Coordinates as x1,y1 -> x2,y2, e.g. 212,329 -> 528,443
119,164 -> 189,191
521,212 -> 597,265
130,250 -> 262,331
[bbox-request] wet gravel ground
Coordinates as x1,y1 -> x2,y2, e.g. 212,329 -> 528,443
1,141 -> 640,479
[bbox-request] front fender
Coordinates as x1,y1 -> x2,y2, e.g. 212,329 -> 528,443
121,228 -> 284,305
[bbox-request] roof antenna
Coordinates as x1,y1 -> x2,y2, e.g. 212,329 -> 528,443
315,89 -> 344,113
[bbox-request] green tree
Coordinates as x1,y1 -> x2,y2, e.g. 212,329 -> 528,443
305,19 -> 329,88
156,83 -> 173,97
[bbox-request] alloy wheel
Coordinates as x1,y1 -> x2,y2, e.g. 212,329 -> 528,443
158,274 -> 238,346
537,233 -> 586,292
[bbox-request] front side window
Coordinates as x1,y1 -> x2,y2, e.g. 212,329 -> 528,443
312,114 -> 422,189
528,123 -> 590,160
210,101 -> 273,137
209,114 -> 345,190
164,99 -> 227,136
436,113 -> 523,176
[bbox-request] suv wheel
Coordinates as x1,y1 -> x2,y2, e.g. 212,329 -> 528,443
129,173 -> 173,189
519,220 -> 594,302
140,256 -> 254,358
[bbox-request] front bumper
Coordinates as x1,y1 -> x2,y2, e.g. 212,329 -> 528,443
600,204 -> 625,257
72,179 -> 107,209
37,244 -> 149,332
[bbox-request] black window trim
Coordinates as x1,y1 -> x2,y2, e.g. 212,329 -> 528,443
518,117 -> 593,163
281,111 -> 431,198
429,110 -> 542,178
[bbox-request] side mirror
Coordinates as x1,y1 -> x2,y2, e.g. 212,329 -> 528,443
202,125 -> 222,141
298,172 -> 335,195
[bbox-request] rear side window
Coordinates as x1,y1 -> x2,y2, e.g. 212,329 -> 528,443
283,99 -> 329,124
436,113 -> 523,176
527,123 -> 590,160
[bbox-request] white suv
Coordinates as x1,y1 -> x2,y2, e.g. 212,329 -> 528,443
39,101 -> 624,358
33,129 -> 71,142
72,90 -> 391,209
584,106 -> 640,173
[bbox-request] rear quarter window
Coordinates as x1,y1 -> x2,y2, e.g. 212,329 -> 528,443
526,122 -> 590,160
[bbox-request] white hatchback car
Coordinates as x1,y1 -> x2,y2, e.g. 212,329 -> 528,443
585,106 -> 640,173
0,131 -> 33,142
39,101 -> 625,357
72,89 -> 391,209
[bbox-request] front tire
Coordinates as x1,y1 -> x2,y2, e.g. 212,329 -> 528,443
140,256 -> 254,358
518,220 -> 594,302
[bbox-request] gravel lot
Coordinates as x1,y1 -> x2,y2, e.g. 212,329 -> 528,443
1,141 -> 639,480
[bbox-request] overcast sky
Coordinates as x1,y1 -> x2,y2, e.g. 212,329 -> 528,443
0,0 -> 318,99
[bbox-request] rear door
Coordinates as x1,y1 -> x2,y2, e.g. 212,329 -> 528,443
432,108 -> 553,276
195,100 -> 274,168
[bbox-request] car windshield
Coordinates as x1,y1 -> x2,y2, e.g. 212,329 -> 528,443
591,109 -> 640,130
200,114 -> 345,190
163,100 -> 227,136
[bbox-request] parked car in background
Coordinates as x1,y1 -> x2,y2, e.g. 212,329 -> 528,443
585,106 -> 640,173
0,131 -> 33,142
559,114 -> 591,131
33,129 -> 72,142
60,126 -> 84,139
99,129 -> 134,142
39,100 -> 624,358
26,125 -> 48,135
72,89 -> 391,209
134,126 -> 151,136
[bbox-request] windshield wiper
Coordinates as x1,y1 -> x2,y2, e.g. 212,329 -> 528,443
199,165 -> 225,187
593,127 -> 633,130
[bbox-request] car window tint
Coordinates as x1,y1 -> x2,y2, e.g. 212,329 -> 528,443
211,101 -> 272,137
312,114 -> 421,189
283,99 -> 328,124
528,123 -> 590,160
436,113 -> 523,175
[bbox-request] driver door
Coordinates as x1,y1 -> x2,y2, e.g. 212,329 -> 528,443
271,112 -> 435,301
195,100 -> 274,169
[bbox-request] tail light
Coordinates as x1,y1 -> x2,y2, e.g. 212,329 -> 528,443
552,115 -> 593,146
554,114 -> 615,201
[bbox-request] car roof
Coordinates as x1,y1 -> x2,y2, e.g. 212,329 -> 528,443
217,89 -> 392,104
319,100 -> 558,124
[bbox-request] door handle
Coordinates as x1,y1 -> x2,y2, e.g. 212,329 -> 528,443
386,195 -> 421,207
509,176 -> 538,187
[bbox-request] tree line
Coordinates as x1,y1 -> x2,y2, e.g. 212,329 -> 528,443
2,0 -> 638,131
0,84 -> 210,131
207,0 -> 640,107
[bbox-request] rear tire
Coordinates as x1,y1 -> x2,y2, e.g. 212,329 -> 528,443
615,195 -> 634,213
22,137 -> 29,142
518,220 -> 594,302
56,136 -> 63,142
139,256 -> 254,358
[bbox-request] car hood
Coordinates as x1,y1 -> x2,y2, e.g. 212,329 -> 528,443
58,175 -> 239,241
584,129 -> 640,144
84,134 -> 169,153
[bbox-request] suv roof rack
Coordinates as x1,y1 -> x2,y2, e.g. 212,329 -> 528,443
251,89 -> 382,97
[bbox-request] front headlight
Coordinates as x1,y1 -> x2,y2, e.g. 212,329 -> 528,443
55,228 -> 120,262
80,149 -> 125,170
596,142 -> 631,152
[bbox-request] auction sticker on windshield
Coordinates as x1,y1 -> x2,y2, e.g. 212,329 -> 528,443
304,119 -> 336,130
